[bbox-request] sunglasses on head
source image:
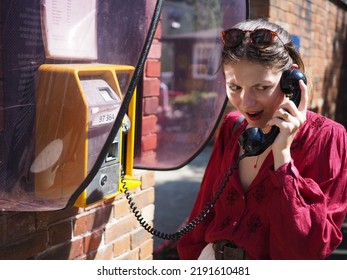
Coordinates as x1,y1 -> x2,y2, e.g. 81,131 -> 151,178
221,28 -> 284,49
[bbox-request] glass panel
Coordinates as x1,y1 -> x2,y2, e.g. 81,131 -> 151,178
0,0 -> 153,210
134,0 -> 248,169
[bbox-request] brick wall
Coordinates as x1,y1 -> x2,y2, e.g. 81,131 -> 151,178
0,171 -> 155,260
250,0 -> 347,259
139,21 -> 162,163
250,0 -> 347,126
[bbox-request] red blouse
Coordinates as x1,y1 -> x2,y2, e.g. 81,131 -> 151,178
177,110 -> 347,260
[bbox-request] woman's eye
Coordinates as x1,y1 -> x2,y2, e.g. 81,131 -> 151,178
229,84 -> 241,91
255,86 -> 271,91
255,86 -> 268,91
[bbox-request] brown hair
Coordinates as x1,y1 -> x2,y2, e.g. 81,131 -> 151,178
222,19 -> 305,73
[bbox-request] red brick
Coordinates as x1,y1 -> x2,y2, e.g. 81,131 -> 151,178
49,220 -> 72,245
148,40 -> 162,59
136,150 -> 156,164
92,204 -> 113,228
36,237 -> 84,260
143,97 -> 159,115
0,231 -> 48,260
73,212 -> 96,236
154,22 -> 162,40
90,244 -> 113,260
143,78 -> 160,97
104,215 -> 137,243
7,213 -> 36,241
36,207 -> 80,229
141,133 -> 158,151
131,227 -> 153,249
139,239 -> 154,260
145,59 -> 161,77
113,198 -> 130,219
132,188 -> 155,209
72,205 -> 112,237
116,249 -> 139,260
113,235 -> 131,257
139,170 -> 155,190
68,237 -> 84,259
142,115 -> 158,135
84,228 -> 104,253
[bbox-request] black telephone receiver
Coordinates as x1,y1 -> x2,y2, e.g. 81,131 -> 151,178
238,69 -> 307,157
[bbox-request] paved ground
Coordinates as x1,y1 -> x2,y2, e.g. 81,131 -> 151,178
152,145 -> 213,250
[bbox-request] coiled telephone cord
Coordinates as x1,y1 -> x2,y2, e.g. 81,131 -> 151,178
123,154 -> 246,240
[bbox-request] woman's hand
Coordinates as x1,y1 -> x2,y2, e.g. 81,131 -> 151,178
267,80 -> 308,170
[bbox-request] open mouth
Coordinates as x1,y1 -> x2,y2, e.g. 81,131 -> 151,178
246,110 -> 263,121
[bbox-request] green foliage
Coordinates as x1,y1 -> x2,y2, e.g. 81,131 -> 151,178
173,91 -> 217,105
169,0 -> 221,30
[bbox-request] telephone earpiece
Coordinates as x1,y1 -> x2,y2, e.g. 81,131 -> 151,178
238,69 -> 307,157
280,68 -> 307,107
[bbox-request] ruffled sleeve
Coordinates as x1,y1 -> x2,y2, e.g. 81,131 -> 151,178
268,122 -> 347,259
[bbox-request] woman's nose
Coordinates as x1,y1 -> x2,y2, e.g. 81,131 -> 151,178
242,91 -> 257,108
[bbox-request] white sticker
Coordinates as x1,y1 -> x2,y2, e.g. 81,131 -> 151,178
92,111 -> 117,126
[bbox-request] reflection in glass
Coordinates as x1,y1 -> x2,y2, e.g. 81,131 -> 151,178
135,0 -> 247,169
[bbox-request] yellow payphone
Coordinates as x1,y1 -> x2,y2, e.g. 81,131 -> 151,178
32,64 -> 140,207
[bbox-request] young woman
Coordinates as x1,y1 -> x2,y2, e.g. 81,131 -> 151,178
177,19 -> 347,260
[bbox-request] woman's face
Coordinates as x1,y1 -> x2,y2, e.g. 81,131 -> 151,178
224,60 -> 285,128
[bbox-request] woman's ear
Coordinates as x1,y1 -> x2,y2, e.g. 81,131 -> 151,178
291,64 -> 299,69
